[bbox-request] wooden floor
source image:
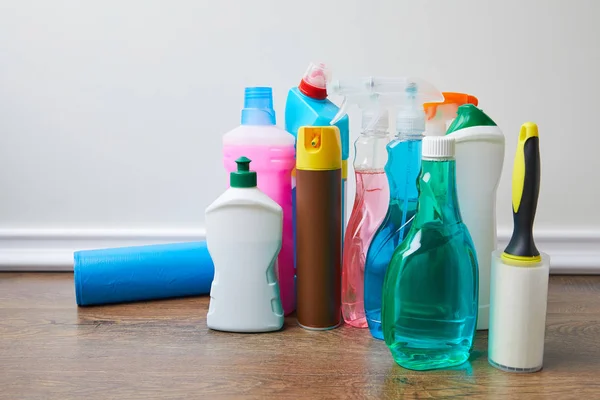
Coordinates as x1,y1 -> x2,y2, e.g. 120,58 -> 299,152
1,274 -> 599,399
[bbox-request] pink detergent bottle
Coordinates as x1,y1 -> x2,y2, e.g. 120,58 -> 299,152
223,87 -> 296,316
341,109 -> 391,327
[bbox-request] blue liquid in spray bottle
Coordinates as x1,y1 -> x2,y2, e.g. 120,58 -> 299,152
364,82 -> 441,339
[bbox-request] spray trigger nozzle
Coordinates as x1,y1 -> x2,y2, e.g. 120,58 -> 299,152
326,77 -> 444,133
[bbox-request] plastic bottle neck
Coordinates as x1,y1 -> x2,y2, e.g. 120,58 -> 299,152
396,131 -> 424,141
354,130 -> 389,170
413,159 -> 462,228
241,109 -> 276,126
241,87 -> 276,125
362,129 -> 389,137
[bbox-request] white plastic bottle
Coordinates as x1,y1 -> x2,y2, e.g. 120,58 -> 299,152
446,104 -> 505,330
205,157 -> 284,333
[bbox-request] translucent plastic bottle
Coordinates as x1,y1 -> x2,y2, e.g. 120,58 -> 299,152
382,136 -> 478,371
364,94 -> 426,340
324,78 -> 443,339
223,87 -> 296,316
342,110 -> 390,328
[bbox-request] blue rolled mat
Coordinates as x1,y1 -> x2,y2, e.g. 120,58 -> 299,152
74,241 -> 214,306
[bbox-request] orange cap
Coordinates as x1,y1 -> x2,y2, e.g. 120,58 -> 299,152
424,92 -> 479,120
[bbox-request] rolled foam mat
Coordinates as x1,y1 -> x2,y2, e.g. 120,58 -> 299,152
74,241 -> 214,306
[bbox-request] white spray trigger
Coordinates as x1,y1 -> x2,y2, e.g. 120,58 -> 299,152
330,97 -> 348,126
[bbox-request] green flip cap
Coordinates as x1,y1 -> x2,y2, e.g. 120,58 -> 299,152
230,157 -> 257,188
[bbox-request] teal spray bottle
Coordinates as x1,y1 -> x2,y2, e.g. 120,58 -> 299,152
284,62 -> 350,267
382,135 -> 478,371
332,79 -> 443,340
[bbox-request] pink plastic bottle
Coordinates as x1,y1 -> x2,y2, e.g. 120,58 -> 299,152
342,110 -> 390,327
223,87 -> 296,316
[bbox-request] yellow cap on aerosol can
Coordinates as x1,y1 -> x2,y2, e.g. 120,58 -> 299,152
296,126 -> 342,171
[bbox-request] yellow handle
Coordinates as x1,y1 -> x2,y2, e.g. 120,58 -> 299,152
502,122 -> 542,265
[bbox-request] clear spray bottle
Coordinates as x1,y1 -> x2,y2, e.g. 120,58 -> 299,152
327,85 -> 392,328
328,78 -> 443,335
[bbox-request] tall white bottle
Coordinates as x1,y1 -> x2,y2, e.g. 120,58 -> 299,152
446,104 -> 505,330
205,156 -> 284,333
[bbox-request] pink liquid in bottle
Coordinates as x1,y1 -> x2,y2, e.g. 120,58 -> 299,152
342,170 -> 390,327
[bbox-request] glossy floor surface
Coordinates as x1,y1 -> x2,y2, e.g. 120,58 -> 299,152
1,273 -> 599,399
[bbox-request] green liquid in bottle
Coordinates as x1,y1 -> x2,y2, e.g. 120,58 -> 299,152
382,155 -> 478,371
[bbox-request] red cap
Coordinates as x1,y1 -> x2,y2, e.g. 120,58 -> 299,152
298,62 -> 329,100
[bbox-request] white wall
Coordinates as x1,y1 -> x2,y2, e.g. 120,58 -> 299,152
1,0 -> 599,271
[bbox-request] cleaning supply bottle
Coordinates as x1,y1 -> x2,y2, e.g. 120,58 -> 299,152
423,92 -> 479,136
340,109 -> 390,328
284,62 -> 350,263
489,122 -> 550,373
325,79 -> 399,328
206,157 -> 284,333
382,136 -> 478,371
295,126 -> 342,330
445,104 -> 505,330
223,87 -> 296,316
351,79 -> 444,340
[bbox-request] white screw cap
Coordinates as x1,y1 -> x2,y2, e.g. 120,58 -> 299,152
422,136 -> 455,159
396,106 -> 425,134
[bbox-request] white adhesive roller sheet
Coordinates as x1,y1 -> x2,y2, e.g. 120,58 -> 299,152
488,250 -> 550,372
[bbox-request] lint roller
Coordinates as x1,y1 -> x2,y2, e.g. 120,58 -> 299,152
488,122 -> 550,373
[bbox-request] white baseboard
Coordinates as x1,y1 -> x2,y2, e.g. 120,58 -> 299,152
0,228 -> 598,273
0,228 -> 206,271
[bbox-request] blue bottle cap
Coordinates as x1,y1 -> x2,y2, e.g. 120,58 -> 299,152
241,87 -> 276,125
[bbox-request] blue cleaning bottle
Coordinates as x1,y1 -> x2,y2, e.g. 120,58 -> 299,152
285,62 -> 350,264
363,81 -> 443,340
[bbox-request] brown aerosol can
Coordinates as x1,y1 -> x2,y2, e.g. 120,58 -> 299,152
295,126 -> 342,330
